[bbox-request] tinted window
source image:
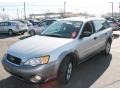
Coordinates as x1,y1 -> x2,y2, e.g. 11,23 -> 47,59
101,20 -> 110,29
0,22 -> 5,26
82,22 -> 94,34
4,22 -> 11,26
11,22 -> 17,26
47,20 -> 56,25
40,21 -> 46,26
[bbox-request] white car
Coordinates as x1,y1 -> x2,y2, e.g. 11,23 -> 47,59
0,21 -> 28,36
27,19 -> 57,36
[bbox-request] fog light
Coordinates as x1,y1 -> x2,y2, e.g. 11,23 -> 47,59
30,75 -> 41,83
35,75 -> 41,80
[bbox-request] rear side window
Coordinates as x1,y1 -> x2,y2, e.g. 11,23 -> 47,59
100,20 -> 110,29
47,20 -> 56,25
4,22 -> 11,26
40,21 -> 46,26
93,20 -> 110,32
0,22 -> 4,26
11,22 -> 17,26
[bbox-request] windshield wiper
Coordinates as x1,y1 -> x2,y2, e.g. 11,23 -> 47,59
41,34 -> 69,38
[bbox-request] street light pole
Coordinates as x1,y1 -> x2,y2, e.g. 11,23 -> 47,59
24,2 -> 26,20
64,2 -> 66,14
17,8 -> 19,19
3,8 -> 5,12
109,2 -> 113,17
119,3 -> 120,17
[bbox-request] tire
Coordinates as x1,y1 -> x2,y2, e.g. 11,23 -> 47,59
8,29 -> 14,36
102,41 -> 111,55
29,30 -> 36,36
58,56 -> 73,84
21,32 -> 25,35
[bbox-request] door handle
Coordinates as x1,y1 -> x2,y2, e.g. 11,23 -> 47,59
94,37 -> 97,40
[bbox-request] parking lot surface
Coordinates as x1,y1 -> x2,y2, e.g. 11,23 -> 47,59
0,31 -> 120,88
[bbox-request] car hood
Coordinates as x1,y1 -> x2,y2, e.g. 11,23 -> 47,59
8,35 -> 73,60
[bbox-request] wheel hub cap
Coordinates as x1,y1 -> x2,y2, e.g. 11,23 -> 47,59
66,62 -> 72,81
106,43 -> 111,53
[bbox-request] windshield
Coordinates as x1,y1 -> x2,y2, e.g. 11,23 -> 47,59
41,20 -> 82,39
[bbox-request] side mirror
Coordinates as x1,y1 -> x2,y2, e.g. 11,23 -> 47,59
80,31 -> 92,39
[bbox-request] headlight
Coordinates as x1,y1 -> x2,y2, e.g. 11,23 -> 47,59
24,55 -> 49,66
2,54 -> 7,61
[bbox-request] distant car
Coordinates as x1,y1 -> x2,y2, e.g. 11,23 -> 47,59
106,17 -> 120,31
28,20 -> 39,26
27,19 -> 57,36
107,20 -> 119,31
0,21 -> 28,36
18,20 -> 33,27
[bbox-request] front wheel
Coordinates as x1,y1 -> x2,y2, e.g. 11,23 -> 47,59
29,30 -> 36,36
8,30 -> 14,36
102,41 -> 111,55
58,56 -> 73,84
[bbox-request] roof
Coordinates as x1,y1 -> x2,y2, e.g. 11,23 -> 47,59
59,16 -> 105,22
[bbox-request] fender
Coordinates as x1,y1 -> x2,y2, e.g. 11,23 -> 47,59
57,49 -> 80,66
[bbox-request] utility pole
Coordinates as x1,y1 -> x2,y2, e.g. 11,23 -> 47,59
109,2 -> 113,17
119,3 -> 120,17
3,8 -> 5,12
64,2 -> 66,14
17,8 -> 19,19
24,2 -> 26,20
2,8 -> 5,21
63,2 -> 66,17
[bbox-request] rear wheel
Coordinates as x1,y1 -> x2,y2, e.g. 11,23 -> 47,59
29,30 -> 36,36
58,56 -> 73,84
8,29 -> 14,36
102,41 -> 111,55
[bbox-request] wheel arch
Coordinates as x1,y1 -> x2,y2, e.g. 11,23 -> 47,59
58,50 -> 79,68
107,37 -> 112,44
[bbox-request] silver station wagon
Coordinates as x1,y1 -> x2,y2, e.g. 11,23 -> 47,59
2,17 -> 113,84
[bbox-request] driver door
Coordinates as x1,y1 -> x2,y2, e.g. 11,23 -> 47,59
77,21 -> 98,60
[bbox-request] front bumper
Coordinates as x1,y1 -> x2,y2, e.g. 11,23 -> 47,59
2,57 -> 60,83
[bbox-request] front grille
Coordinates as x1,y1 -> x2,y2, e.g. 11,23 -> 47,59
7,54 -> 21,65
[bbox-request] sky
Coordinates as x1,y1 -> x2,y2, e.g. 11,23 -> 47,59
0,0 -> 120,19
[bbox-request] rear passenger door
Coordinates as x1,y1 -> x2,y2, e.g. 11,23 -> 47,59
92,20 -> 110,50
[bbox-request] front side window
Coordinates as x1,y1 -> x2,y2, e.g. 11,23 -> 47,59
41,21 -> 83,39
82,22 -> 94,35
